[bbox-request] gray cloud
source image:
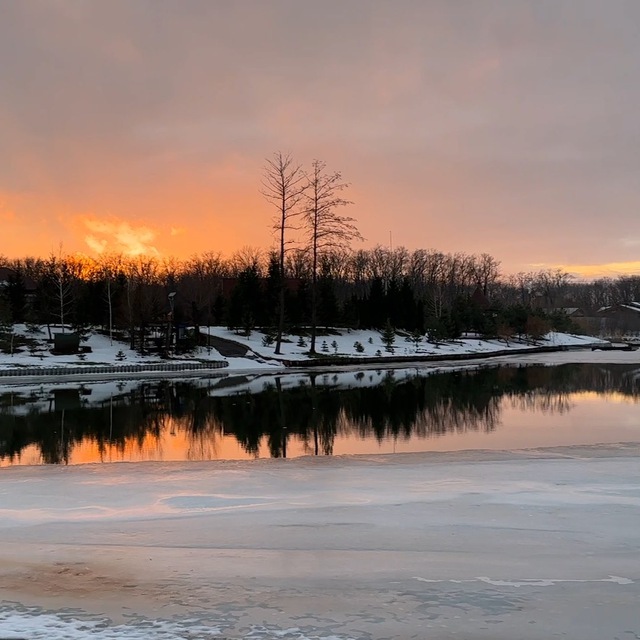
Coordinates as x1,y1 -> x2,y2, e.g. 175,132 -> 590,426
2,0 -> 640,271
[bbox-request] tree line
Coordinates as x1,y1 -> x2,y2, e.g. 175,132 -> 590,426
2,151 -> 639,353
0,245 -> 581,353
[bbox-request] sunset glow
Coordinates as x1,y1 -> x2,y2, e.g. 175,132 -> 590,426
2,2 -> 640,276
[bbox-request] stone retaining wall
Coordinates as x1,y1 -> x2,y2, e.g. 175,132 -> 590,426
0,360 -> 229,377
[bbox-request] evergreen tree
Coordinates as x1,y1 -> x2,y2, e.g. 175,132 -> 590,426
408,328 -> 423,350
227,264 -> 263,335
318,270 -> 339,329
367,278 -> 386,328
425,315 -> 449,343
6,270 -> 27,323
380,319 -> 396,352
264,252 -> 282,328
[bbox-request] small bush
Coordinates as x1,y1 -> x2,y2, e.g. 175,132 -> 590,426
353,341 -> 365,353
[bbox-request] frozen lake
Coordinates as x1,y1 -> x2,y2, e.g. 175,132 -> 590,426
1,361 -> 639,638
1,363 -> 640,465
0,446 -> 638,639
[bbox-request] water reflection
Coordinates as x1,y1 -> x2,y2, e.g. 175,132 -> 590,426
1,364 -> 639,466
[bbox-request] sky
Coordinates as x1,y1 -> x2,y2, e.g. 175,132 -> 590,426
1,0 -> 640,278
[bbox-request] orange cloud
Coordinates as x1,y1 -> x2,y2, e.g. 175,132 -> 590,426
80,216 -> 160,256
546,261 -> 640,279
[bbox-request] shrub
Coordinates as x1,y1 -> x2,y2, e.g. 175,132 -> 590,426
408,328 -> 423,349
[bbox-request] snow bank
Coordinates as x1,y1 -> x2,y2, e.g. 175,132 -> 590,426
1,325 -> 606,376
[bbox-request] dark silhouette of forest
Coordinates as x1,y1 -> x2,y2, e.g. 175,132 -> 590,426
1,247 -> 584,355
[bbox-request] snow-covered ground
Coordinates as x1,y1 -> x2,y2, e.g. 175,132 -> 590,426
0,324 -> 606,377
206,326 -> 603,361
0,324 -> 281,374
0,446 -> 638,639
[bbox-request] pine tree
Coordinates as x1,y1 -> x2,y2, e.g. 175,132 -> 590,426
409,328 -> 423,350
380,320 -> 396,352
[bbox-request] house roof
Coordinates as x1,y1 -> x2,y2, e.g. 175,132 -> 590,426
555,307 -> 582,315
597,302 -> 640,315
0,266 -> 37,291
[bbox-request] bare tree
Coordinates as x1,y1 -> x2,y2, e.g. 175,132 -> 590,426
473,253 -> 501,297
229,246 -> 264,276
347,249 -> 370,298
46,249 -> 83,334
285,247 -> 312,280
97,253 -> 124,345
533,268 -> 573,308
303,159 -> 362,353
261,152 -> 307,354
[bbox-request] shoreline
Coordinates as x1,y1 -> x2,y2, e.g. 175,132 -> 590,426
2,441 -> 638,474
0,342 -> 629,386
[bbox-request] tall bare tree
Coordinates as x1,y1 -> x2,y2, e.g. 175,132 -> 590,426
46,249 -> 83,334
97,253 -> 124,345
261,152 -> 306,354
304,159 -> 362,354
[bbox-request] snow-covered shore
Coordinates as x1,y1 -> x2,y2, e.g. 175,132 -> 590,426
0,445 -> 638,639
0,324 -> 610,382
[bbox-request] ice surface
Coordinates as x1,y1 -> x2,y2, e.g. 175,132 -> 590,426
0,607 -> 223,639
0,446 -> 639,639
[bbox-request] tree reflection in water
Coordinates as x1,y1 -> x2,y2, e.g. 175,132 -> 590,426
1,363 -> 639,465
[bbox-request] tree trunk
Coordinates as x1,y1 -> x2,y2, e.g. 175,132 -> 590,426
106,277 -> 113,345
310,239 -> 318,354
275,204 -> 286,355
